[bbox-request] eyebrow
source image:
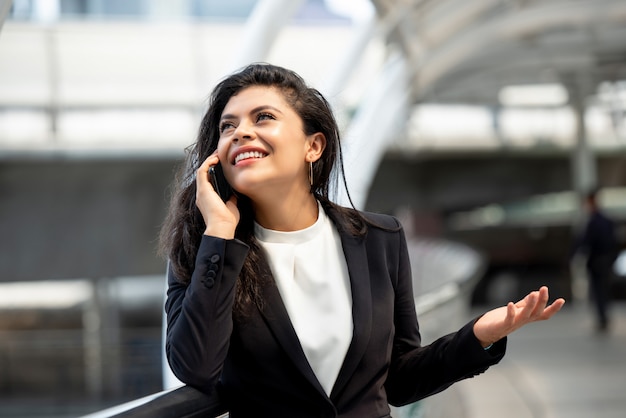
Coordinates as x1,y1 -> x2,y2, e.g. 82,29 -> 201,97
220,105 -> 284,121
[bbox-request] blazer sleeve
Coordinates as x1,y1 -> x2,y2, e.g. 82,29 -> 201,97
384,222 -> 506,406
165,235 -> 249,393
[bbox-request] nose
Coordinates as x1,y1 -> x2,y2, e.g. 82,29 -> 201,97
232,120 -> 254,142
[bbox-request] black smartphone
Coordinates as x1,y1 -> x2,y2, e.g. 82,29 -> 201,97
208,163 -> 233,202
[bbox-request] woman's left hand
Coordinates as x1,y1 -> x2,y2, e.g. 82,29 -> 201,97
473,286 -> 565,347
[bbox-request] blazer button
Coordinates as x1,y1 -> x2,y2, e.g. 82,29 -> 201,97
210,254 -> 220,263
204,277 -> 215,288
207,270 -> 217,279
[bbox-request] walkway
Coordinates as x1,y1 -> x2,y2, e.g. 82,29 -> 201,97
453,300 -> 626,418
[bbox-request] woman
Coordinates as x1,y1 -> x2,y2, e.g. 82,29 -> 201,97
160,63 -> 564,417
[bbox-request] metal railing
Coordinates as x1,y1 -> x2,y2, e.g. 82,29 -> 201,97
82,386 -> 226,418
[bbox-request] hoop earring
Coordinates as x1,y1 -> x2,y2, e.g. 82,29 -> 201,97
309,161 -> 313,187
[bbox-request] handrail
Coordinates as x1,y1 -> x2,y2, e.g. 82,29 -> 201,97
82,386 -> 227,418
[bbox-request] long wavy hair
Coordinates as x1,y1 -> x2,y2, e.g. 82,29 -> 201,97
159,63 -> 366,314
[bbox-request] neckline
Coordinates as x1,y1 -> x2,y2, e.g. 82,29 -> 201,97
254,201 -> 325,244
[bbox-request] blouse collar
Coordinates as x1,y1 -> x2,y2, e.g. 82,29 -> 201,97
254,201 -> 326,245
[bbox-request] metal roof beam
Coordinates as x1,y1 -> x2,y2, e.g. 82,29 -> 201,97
410,0 -> 626,100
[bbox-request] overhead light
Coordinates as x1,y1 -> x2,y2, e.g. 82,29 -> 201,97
498,83 -> 569,107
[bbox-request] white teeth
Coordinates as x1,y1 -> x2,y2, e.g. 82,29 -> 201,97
234,151 -> 266,164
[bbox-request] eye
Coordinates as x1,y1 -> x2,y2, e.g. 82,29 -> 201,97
256,112 -> 275,122
219,121 -> 236,133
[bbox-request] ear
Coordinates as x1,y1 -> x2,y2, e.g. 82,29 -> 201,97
305,132 -> 326,163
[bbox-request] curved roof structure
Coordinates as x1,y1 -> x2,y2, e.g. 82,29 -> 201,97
371,0 -> 626,105
0,0 -> 624,206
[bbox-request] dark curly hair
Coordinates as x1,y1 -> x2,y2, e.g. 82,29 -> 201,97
159,63 -> 366,314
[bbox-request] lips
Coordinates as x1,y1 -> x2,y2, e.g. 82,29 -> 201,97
233,150 -> 268,165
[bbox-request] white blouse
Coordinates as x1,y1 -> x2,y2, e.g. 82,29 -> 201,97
254,203 -> 353,395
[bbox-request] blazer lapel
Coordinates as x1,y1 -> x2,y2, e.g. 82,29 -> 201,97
327,209 -> 373,401
254,204 -> 374,401
256,257 -> 328,396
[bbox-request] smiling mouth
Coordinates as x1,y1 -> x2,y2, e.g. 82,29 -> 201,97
234,151 -> 268,165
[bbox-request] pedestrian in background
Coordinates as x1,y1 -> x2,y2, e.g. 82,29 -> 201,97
573,189 -> 619,332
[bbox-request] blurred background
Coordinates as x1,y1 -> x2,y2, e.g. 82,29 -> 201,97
0,0 -> 625,417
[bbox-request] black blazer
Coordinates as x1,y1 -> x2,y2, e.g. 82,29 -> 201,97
165,205 -> 506,418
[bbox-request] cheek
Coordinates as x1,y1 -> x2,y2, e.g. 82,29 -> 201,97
216,139 -> 230,164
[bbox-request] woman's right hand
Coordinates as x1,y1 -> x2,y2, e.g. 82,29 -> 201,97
196,153 -> 239,239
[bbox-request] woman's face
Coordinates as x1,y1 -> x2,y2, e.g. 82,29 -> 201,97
216,86 -> 321,201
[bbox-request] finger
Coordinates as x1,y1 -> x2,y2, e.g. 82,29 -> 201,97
196,154 -> 220,189
540,297 -> 566,320
520,291 -> 538,320
505,302 -> 516,326
530,287 -> 550,318
199,153 -> 219,174
514,289 -> 535,309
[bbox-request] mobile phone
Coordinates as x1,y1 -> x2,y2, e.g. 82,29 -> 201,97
208,163 -> 233,202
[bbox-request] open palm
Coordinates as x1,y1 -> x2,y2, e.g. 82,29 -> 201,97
473,286 -> 566,347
